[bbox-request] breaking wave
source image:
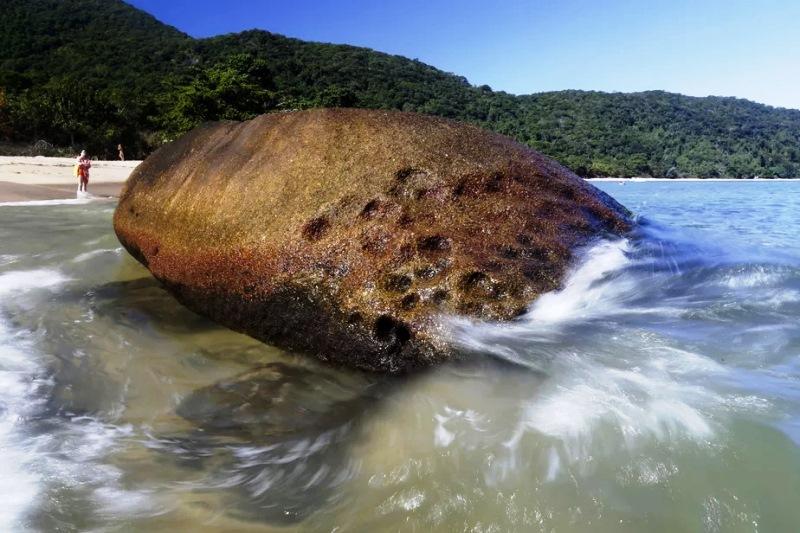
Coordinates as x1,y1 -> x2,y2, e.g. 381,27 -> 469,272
447,220 -> 800,479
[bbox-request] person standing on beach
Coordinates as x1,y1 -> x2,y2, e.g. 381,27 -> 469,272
76,150 -> 91,192
117,144 -> 125,161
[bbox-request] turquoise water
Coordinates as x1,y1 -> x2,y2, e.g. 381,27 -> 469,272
0,182 -> 799,531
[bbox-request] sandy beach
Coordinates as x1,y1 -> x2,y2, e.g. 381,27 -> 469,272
0,156 -> 140,202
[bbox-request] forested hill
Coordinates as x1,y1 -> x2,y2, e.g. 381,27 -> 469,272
2,0 -> 799,178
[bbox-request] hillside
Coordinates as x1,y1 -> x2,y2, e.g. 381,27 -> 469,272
1,0 -> 799,178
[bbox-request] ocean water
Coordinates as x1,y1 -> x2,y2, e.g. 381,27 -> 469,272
0,181 -> 799,531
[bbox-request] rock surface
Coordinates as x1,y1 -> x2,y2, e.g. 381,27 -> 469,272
114,109 -> 630,372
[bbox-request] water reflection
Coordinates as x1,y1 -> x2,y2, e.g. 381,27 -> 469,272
154,363 -> 383,523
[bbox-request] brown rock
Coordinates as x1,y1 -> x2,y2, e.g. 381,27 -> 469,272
114,109 -> 630,373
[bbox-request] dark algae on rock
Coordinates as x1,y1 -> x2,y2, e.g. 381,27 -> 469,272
114,109 -> 631,373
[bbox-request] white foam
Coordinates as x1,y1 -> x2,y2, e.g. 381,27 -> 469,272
448,238 -> 637,366
525,238 -> 633,324
72,248 -> 123,263
0,268 -> 148,527
721,266 -> 785,289
0,269 -> 70,295
446,238 -> 771,483
0,327 -> 156,525
762,289 -> 800,306
714,265 -> 800,307
433,406 -> 486,448
433,413 -> 455,447
0,197 -> 97,207
0,322 -> 46,530
0,270 -> 71,527
93,486 -> 162,519
479,342 -> 732,485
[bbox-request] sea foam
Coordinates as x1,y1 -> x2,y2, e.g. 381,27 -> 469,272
0,198 -> 94,207
0,269 -> 71,529
0,321 -> 46,531
0,269 -> 70,295
0,268 -> 158,526
446,237 -> 768,483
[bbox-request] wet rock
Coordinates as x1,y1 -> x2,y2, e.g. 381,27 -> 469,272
114,109 -> 631,372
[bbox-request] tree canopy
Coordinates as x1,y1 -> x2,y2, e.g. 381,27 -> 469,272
2,0 -> 799,178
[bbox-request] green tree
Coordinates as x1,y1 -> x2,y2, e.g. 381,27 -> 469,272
10,79 -> 144,155
0,88 -> 12,140
3,0 -> 800,176
158,54 -> 277,138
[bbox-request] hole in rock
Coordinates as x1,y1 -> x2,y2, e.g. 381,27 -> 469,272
360,199 -> 381,218
374,315 -> 411,344
499,245 -> 520,259
516,233 -> 533,246
400,293 -> 419,310
394,167 -> 420,183
431,289 -> 449,304
484,172 -> 504,192
397,213 -> 414,227
301,216 -> 330,241
452,178 -> 468,198
383,274 -> 412,293
417,235 -> 452,253
460,271 -> 489,290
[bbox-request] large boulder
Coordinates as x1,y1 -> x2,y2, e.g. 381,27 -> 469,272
114,109 -> 630,373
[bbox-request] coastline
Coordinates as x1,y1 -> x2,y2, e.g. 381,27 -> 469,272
0,156 -> 140,203
1,155 -> 793,203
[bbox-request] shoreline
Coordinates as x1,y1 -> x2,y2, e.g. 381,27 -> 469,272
0,181 -> 125,204
1,155 -> 795,203
0,156 -> 140,203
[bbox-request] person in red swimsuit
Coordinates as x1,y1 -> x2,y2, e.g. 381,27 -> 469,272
76,150 -> 91,192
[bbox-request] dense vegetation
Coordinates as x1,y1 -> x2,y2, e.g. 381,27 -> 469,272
2,0 -> 799,177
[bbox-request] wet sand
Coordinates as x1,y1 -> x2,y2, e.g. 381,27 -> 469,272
0,156 -> 140,202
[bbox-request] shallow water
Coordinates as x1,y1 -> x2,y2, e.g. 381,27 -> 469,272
1,182 -> 799,531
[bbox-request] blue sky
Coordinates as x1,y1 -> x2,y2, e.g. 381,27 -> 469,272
128,0 -> 800,109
